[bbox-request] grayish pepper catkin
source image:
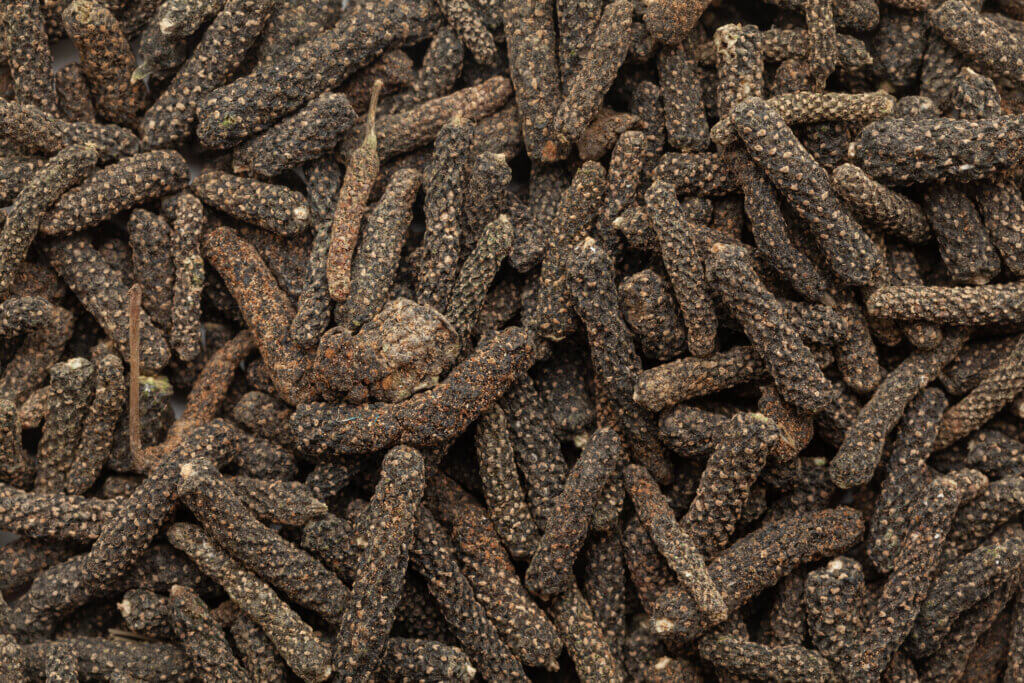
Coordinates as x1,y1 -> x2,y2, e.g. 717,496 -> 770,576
139,0 -> 277,149
706,242 -> 836,415
165,192 -> 205,363
334,446 -> 424,682
732,96 -> 884,287
4,0 -> 59,115
415,113 -> 469,312
61,0 -> 144,126
167,522 -> 334,683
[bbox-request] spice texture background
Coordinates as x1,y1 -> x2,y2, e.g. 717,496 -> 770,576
5,0 -> 1024,680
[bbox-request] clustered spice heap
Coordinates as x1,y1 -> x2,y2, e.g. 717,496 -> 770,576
6,0 -> 1024,681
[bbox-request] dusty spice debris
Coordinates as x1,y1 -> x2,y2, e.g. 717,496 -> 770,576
7,0 -> 1024,680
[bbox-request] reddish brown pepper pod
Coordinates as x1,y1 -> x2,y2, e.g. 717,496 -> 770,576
61,0 -> 144,126
202,226 -> 315,405
327,81 -> 381,304
623,463 -> 728,625
653,506 -> 864,641
334,446 -> 424,682
567,237 -> 673,483
730,96 -> 884,287
706,242 -> 836,415
645,179 -> 718,357
829,330 -> 967,489
525,427 -> 621,600
140,0 -> 277,149
292,326 -> 534,456
4,0 -> 59,116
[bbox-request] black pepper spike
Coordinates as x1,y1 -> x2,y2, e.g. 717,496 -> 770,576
253,4 -> 323,68
548,581 -> 627,682
653,506 -> 864,642
658,43 -> 710,151
139,0 -> 277,149
869,10 -> 926,90
905,526 -> 1024,658
0,480 -> 116,542
646,179 -> 718,357
500,375 -> 569,528
706,242 -> 837,414
866,282 -> 1024,325
683,413 -> 785,555
38,150 -> 189,238
731,96 -> 884,287
414,113 -> 468,312
339,167 -> 420,331
556,0 -> 601,84
43,235 -> 171,373
190,170 -> 310,237
34,357 -> 95,493
334,445 -> 424,682
194,0 -> 440,149
525,427 -> 621,600
20,638 -> 191,681
388,26 -> 464,112
503,0 -> 559,162
293,326 -> 534,456
867,387 -> 947,572
288,156 -> 341,348
474,405 -> 540,559
856,475 -> 963,680
167,522 -> 334,683
543,0 -> 632,161
521,161 -> 606,342
126,210 -> 174,330
445,214 -> 513,342
619,270 -> 688,362
202,227 -> 316,405
428,473 -> 563,670
568,237 -> 673,483
0,144 -> 98,299
949,475 -> 1024,553
634,345 -> 769,413
804,0 -> 839,89
733,152 -> 833,305
930,0 -> 1024,87
652,152 -> 739,195
829,330 -> 967,489
63,353 -> 124,495
380,638 -> 476,682
917,562 -> 1021,681
698,631 -> 838,681
624,463 -> 728,625
410,507 -> 530,681
61,0 -> 144,126
934,333 -> 1024,450
850,115 -> 1024,185
4,0 -> 59,115
231,613 -> 288,683
178,460 -> 350,622
233,93 -> 357,179
167,584 -> 249,682
923,182 -> 1001,285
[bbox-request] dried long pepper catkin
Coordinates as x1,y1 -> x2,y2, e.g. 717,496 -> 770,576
39,151 -> 189,238
866,282 -> 1024,326
139,0 -> 276,149
544,0 -> 633,161
832,163 -> 930,243
191,171 -> 310,237
334,446 -> 423,682
4,0 -> 59,115
34,357 -> 95,493
126,209 -> 174,329
63,352 -> 124,495
164,192 -> 204,362
167,522 -> 333,683
61,0 -> 144,126
167,584 -> 249,682
706,243 -> 835,414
